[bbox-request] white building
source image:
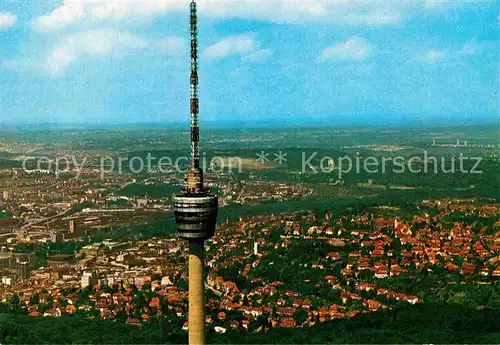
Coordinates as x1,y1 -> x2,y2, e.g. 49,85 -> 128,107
81,271 -> 98,289
1,276 -> 12,285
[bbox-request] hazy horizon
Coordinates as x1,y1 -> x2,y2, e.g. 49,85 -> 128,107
0,113 -> 498,131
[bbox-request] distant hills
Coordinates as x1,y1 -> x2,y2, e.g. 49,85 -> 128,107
0,114 -> 498,131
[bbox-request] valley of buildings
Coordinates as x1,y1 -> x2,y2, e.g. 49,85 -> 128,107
0,167 -> 498,332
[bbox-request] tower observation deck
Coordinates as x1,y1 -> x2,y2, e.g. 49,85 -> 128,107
172,1 -> 218,344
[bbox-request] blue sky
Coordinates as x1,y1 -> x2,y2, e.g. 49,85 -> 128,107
0,0 -> 498,126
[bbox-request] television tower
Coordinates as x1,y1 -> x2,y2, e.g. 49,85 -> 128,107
172,1 -> 218,344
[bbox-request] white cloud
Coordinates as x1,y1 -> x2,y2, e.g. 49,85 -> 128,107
40,29 -> 184,76
33,1 -> 185,32
0,12 -> 17,30
243,48 -> 273,62
203,34 -> 271,62
460,40 -> 496,55
344,8 -> 403,25
423,0 -> 463,10
424,0 -> 447,9
415,41 -> 494,65
318,36 -> 374,62
203,34 -> 255,60
420,49 -> 446,63
32,0 -> 419,32
423,0 -> 488,10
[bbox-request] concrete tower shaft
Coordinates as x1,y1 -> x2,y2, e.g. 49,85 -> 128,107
188,240 -> 205,345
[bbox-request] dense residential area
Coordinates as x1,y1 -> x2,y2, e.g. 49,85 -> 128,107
0,126 -> 499,343
1,198 -> 498,336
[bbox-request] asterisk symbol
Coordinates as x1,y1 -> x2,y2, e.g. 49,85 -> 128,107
256,151 -> 270,164
273,151 -> 287,164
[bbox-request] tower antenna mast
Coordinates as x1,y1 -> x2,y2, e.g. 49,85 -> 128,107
190,0 -> 200,170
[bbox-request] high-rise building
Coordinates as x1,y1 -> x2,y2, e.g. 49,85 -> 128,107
172,2 -> 219,344
16,261 -> 28,280
0,251 -> 12,269
50,232 -> 64,243
81,271 -> 98,289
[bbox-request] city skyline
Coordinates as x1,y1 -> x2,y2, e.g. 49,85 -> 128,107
0,1 -> 498,125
